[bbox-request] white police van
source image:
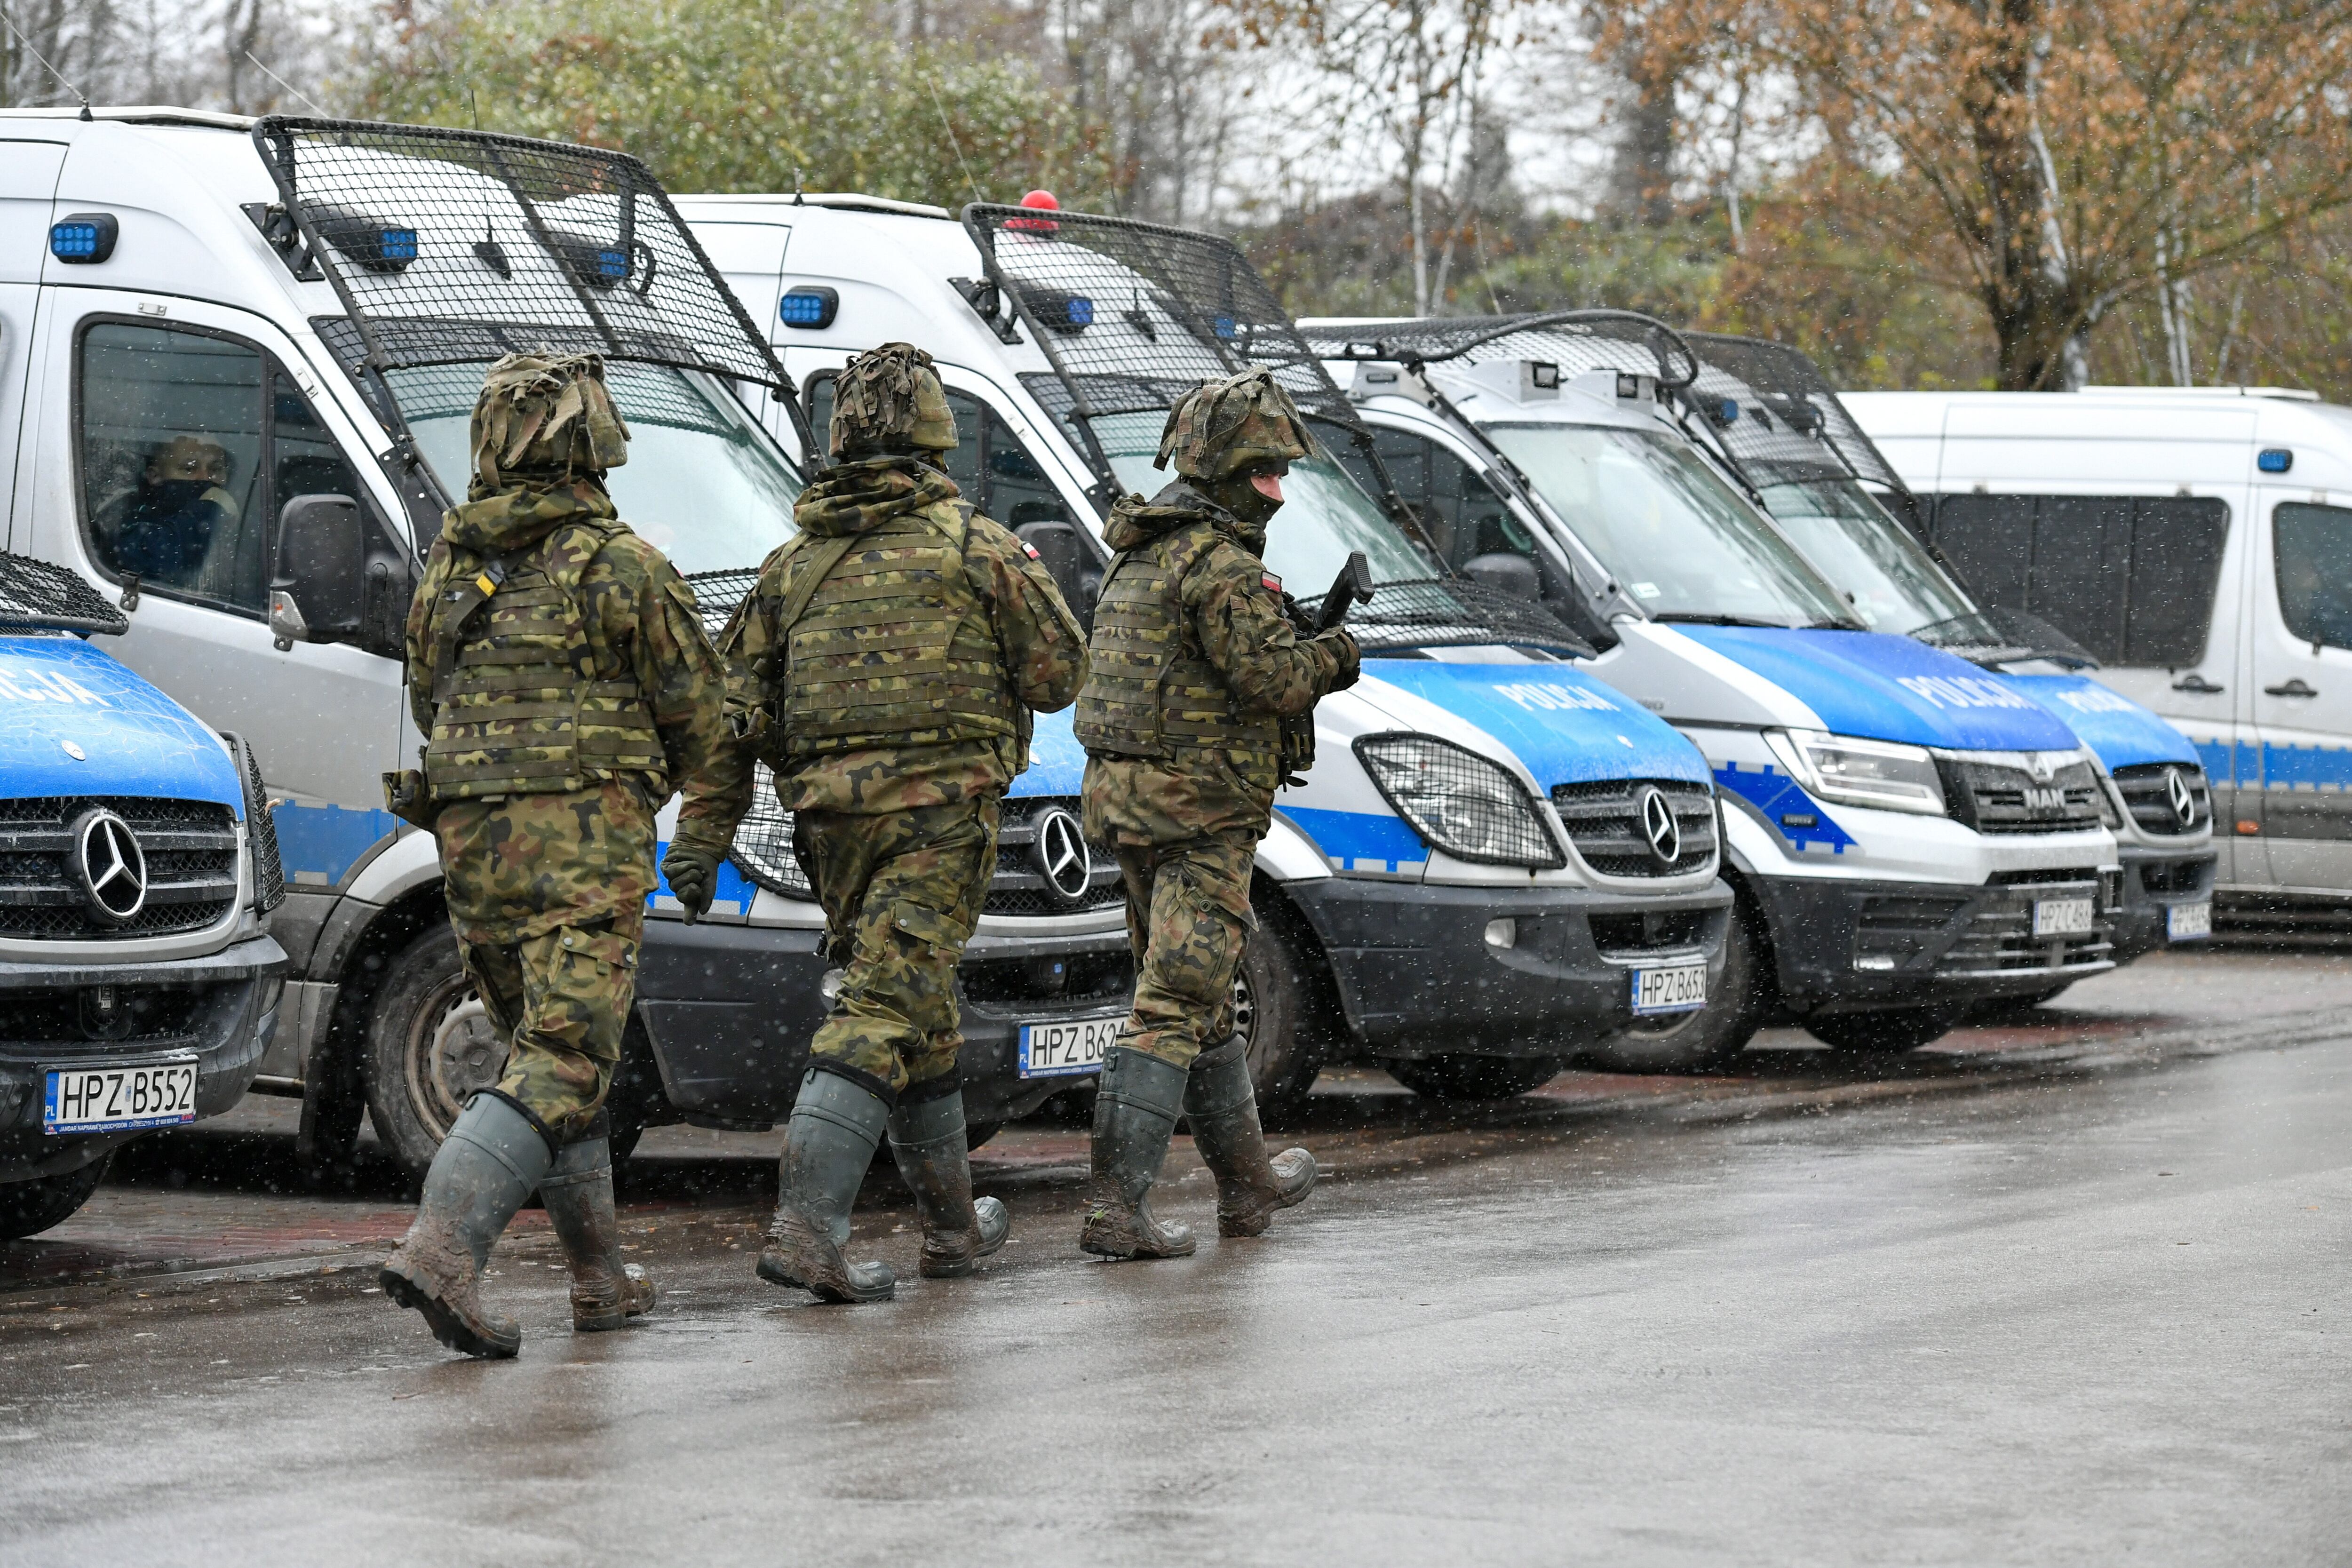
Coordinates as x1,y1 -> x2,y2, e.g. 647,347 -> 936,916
0,551 -> 286,1238
0,108 -> 1125,1176
1663,335 -> 2214,976
1845,385 -> 2352,941
1303,314 -> 2125,1057
676,192 -> 1736,1092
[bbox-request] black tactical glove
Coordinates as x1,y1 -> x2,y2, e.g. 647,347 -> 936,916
661,838 -> 725,925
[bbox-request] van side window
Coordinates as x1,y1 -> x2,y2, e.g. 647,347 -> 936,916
1928,493 -> 2229,666
2274,502 -> 2352,651
803,374 -> 1073,530
78,321 -> 366,617
1350,427 -> 1522,568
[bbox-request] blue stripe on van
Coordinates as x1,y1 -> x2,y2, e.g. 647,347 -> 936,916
2260,740 -> 2352,792
1714,761 -> 1855,854
1279,806 -> 1428,873
272,802 -> 400,885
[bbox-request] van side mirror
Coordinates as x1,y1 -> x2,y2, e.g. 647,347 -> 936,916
272,494 -> 366,650
1016,518 -> 1100,624
1462,551 -> 1542,600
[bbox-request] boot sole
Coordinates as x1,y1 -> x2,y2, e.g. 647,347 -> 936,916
379,1263 -> 519,1359
757,1242 -> 894,1303
1079,1218 -> 1195,1260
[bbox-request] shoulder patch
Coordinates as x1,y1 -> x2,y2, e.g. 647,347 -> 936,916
1022,540 -> 1042,560
1262,572 -> 1282,593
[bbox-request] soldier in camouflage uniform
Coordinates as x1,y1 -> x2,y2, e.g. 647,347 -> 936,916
665,342 -> 1086,1303
379,352 -> 729,1358
1075,368 -> 1361,1259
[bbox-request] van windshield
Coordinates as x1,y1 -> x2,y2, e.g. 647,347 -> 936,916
386,361 -> 801,574
1090,412 -> 1437,592
1483,422 -> 1854,627
1754,478 -> 1977,635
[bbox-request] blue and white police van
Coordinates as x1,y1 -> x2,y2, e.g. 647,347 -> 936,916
676,193 -> 1736,1095
1664,334 -> 2213,975
0,108 -> 1125,1176
1303,314 -> 2126,1059
0,553 -> 286,1239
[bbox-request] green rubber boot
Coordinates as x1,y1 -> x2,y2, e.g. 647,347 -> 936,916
1185,1034 -> 1316,1237
757,1069 -> 896,1303
379,1095 -> 554,1359
1079,1047 -> 1196,1260
888,1083 -> 1008,1278
540,1128 -> 654,1331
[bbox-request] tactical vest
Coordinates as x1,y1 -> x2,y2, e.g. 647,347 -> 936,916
767,500 -> 1018,759
1074,519 -> 1281,771
422,521 -> 667,800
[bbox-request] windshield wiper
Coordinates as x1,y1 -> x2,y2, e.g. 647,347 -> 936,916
1651,612 -> 1802,629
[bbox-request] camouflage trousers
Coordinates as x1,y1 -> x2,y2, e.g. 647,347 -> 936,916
458,908 -> 640,1146
795,797 -> 999,1098
1111,833 -> 1258,1071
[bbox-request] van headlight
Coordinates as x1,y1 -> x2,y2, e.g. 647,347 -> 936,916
1764,730 -> 1946,816
1354,734 -> 1566,868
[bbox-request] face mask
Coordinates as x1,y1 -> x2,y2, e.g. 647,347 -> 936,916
146,479 -> 219,514
1203,470 -> 1284,529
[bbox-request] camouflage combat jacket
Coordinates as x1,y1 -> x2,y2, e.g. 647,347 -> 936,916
405,479 -> 729,943
1078,484 -> 1359,848
679,456 -> 1086,836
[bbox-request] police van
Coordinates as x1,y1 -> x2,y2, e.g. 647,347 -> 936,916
677,193 -> 1735,1093
1302,314 -> 2125,1058
0,551 -> 286,1238
1844,385 -> 2352,942
0,108 -> 1125,1175
1663,335 -> 2214,976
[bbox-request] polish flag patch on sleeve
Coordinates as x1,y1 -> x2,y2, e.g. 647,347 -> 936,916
1021,541 -> 1042,559
1262,572 -> 1282,593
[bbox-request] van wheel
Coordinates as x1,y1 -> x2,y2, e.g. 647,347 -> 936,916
1806,1005 -> 1965,1053
1383,1055 -> 1565,1100
0,1154 -> 111,1241
1235,909 -> 1320,1125
365,926 -> 508,1186
1581,897 -> 1767,1075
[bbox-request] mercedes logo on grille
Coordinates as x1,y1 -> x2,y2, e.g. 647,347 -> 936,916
1032,806 -> 1094,905
2165,766 -> 2202,830
71,808 -> 148,923
1635,785 -> 1683,868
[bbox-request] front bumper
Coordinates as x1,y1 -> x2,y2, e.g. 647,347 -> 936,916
1283,875 -> 1735,1061
0,934 -> 288,1182
1753,871 -> 2117,1015
632,916 -> 1134,1129
2111,844 -> 2217,964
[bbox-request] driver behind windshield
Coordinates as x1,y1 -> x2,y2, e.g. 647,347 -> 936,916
114,436 -> 238,583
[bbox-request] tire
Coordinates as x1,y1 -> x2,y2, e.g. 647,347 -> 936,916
1805,1005 -> 1966,1053
1383,1054 -> 1565,1100
1581,895 -> 1769,1075
1234,903 -> 1322,1124
0,1154 -> 111,1241
363,925 -> 509,1186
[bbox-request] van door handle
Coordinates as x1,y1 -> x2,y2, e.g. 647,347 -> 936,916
2264,678 -> 2319,698
2171,673 -> 2224,693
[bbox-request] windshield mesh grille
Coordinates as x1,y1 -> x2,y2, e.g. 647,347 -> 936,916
253,118 -> 783,390
1303,311 -> 1703,389
1678,333 -> 1908,495
0,551 -> 128,636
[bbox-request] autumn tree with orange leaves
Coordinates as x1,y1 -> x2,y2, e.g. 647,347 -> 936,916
1598,0 -> 2352,388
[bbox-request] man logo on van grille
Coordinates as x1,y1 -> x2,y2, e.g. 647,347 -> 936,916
72,809 -> 148,923
1033,806 -> 1094,903
1637,785 -> 1682,868
2166,767 -> 2202,830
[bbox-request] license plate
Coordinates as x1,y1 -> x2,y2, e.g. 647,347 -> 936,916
2032,896 -> 2095,937
1630,963 -> 1708,1017
1018,1014 -> 1121,1078
2167,900 -> 2212,940
44,1059 -> 198,1135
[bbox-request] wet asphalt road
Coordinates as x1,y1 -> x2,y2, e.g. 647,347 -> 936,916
4,949 -> 2349,1566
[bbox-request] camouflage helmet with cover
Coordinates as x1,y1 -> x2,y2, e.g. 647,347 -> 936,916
469,351 -> 630,488
830,342 -> 959,456
1154,366 -> 1317,483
